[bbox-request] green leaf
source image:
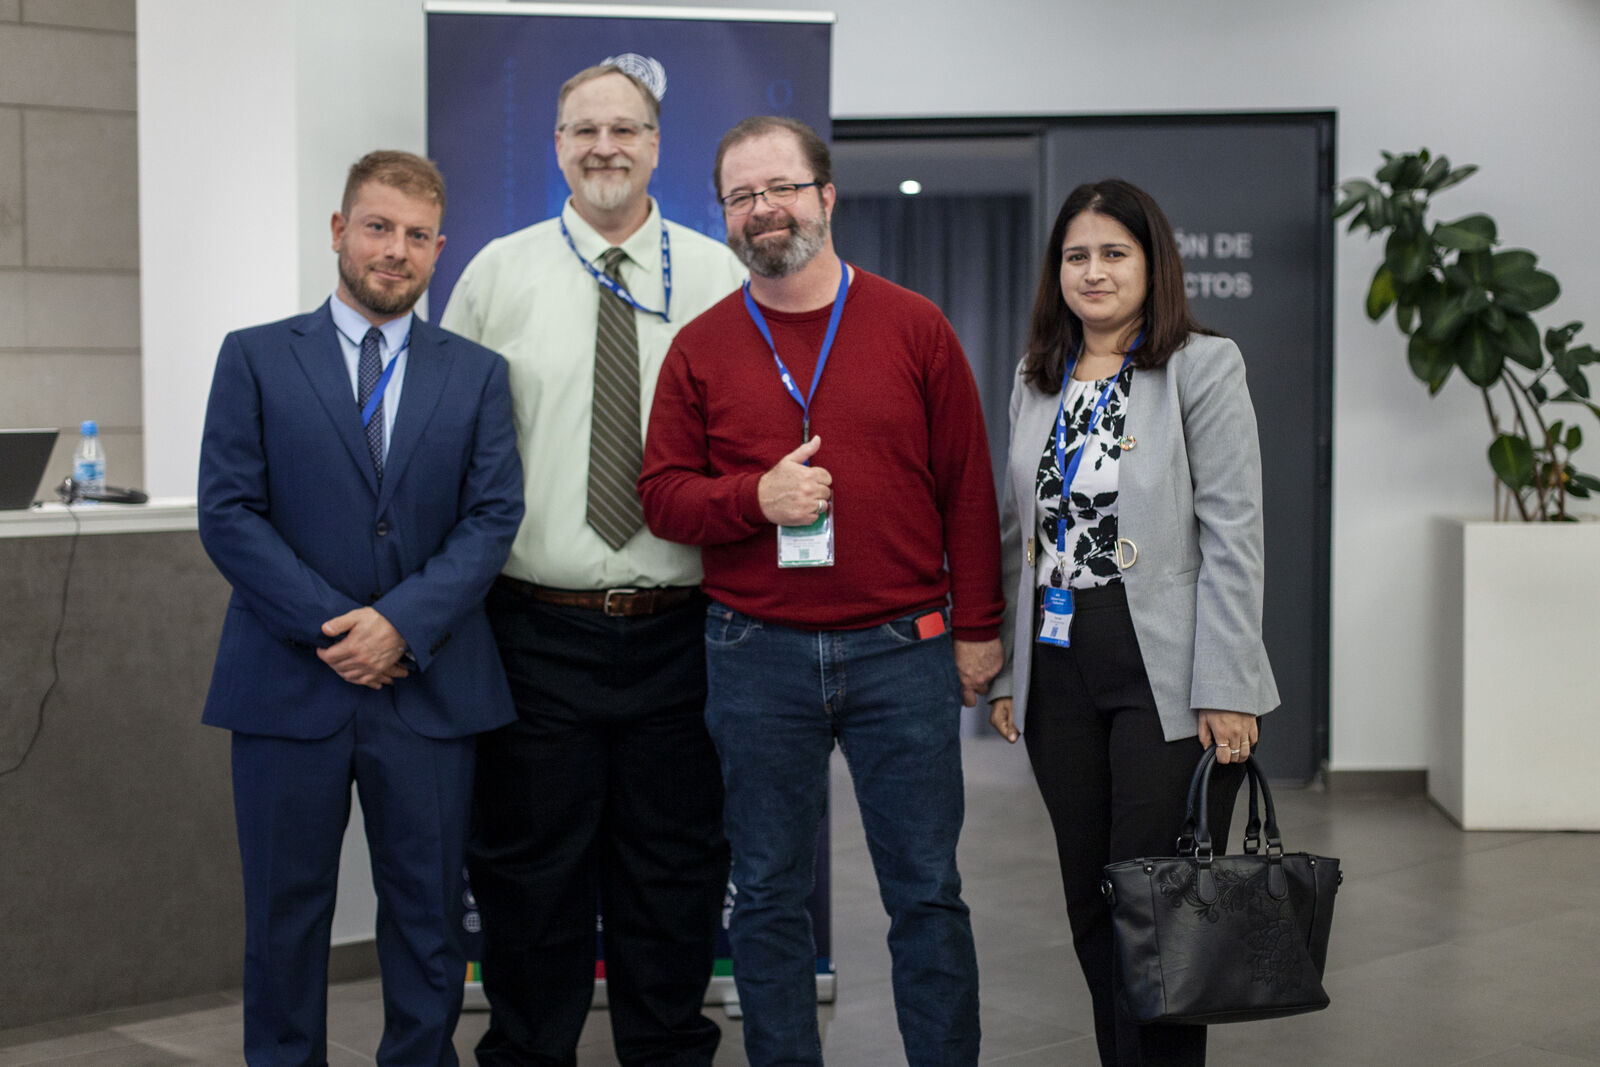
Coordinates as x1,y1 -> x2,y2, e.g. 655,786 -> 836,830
1493,249 -> 1538,281
1334,179 -> 1376,218
1531,380 -> 1549,404
1407,334 -> 1453,393
1495,268 -> 1561,314
1454,250 -> 1495,286
1544,321 -> 1582,356
1488,433 -> 1537,489
1502,314 -> 1542,369
1556,358 -> 1591,399
1482,304 -> 1506,332
1417,155 -> 1451,191
1452,320 -> 1503,386
1367,266 -> 1397,321
1569,471 -> 1600,493
1422,288 -> 1470,343
1432,164 -> 1479,193
1385,231 -> 1431,284
1433,214 -> 1497,252
1566,424 -> 1583,451
1457,287 -> 1491,314
1396,301 -> 1418,333
1565,343 -> 1599,366
1378,152 -> 1427,189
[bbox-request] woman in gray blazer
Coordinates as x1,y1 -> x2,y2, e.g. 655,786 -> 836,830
987,179 -> 1278,1066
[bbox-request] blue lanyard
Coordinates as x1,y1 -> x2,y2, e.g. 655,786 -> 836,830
1052,354 -> 1130,557
742,259 -> 850,443
560,216 -> 672,322
348,329 -> 409,428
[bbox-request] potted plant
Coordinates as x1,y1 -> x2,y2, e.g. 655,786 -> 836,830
1335,149 -> 1600,520
1337,150 -> 1600,830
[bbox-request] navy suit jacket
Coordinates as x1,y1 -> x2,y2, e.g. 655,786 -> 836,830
198,300 -> 524,741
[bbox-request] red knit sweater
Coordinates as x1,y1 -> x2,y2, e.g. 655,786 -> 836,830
639,269 -> 1003,639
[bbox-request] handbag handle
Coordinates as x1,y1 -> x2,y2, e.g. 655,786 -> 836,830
1178,747 -> 1263,855
1189,750 -> 1290,904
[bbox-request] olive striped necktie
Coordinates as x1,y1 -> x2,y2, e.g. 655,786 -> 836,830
587,247 -> 645,549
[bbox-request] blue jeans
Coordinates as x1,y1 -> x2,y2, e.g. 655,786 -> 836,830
704,602 -> 980,1067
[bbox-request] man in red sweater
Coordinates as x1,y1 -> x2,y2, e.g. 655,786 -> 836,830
639,116 -> 1003,1067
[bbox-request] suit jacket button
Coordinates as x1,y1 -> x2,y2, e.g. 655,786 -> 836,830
376,521 -> 390,536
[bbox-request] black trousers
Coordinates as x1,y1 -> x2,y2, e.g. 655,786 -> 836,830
468,587 -> 730,1067
1023,583 -> 1244,1067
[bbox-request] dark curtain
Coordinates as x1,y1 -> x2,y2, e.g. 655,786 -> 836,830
832,195 -> 1036,504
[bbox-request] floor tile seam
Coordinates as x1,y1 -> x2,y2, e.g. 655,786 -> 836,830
977,1033 -> 1097,1064
121,1018 -> 251,1050
1446,1037 -> 1566,1065
0,993 -> 245,1049
0,1033 -> 146,1066
1349,834 -> 1557,879
325,1037 -> 377,1063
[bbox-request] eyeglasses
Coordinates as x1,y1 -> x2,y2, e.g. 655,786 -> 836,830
556,121 -> 656,147
719,182 -> 821,216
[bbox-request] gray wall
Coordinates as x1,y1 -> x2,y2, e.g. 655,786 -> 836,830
0,530 -> 238,1029
0,0 -> 141,499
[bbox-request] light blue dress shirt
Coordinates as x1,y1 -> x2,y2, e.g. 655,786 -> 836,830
329,293 -> 410,459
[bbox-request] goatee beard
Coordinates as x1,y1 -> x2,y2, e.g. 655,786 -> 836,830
729,212 -> 828,279
575,164 -> 637,214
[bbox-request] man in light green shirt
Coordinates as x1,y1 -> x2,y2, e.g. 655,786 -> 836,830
440,65 -> 744,1066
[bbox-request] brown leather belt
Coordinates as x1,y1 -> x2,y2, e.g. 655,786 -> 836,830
494,576 -> 700,618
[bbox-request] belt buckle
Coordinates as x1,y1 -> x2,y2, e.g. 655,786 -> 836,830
602,587 -> 640,616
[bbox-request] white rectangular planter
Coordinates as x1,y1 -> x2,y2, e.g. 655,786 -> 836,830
1431,519 -> 1600,830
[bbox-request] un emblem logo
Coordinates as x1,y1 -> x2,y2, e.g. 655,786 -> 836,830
604,52 -> 667,102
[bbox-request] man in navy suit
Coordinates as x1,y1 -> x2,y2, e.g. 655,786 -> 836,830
198,150 -> 524,1066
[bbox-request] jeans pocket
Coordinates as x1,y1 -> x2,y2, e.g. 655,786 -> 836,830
878,608 -> 948,647
706,603 -> 761,649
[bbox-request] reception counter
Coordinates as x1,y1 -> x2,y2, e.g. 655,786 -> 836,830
1,501 -> 245,1028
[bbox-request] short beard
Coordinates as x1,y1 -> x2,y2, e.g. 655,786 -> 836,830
337,248 -> 429,318
728,211 -> 828,279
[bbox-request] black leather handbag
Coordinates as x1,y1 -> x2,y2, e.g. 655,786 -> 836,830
1100,749 -> 1340,1025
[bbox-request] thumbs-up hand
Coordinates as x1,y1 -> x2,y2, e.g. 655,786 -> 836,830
758,435 -> 833,526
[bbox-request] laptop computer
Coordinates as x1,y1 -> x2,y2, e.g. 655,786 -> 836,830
0,428 -> 61,510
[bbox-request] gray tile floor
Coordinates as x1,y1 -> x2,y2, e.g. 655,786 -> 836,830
4,740 -> 1599,1065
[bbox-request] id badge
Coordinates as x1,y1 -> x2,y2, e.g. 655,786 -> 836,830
1037,585 -> 1074,647
777,507 -> 835,568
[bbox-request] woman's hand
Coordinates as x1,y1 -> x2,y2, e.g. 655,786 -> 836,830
989,698 -> 1019,743
1197,709 -> 1257,764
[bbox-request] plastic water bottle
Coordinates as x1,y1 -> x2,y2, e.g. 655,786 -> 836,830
72,419 -> 106,503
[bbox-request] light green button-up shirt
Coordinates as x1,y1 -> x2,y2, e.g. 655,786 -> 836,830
441,199 -> 746,590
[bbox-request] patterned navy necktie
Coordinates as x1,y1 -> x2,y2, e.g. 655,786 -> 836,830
357,326 -> 384,482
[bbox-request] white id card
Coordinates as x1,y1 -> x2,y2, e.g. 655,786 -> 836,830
1036,586 -> 1074,647
777,507 -> 835,568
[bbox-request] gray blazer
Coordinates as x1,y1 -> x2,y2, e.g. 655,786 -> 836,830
992,333 -> 1279,739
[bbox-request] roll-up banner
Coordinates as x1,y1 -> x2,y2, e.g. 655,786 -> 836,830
424,1 -> 836,1010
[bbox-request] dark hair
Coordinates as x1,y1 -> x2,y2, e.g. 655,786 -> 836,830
341,150 -> 446,219
1022,178 -> 1214,393
556,64 -> 661,127
713,116 -> 833,197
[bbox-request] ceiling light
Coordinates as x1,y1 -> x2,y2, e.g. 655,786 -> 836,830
899,179 -> 922,196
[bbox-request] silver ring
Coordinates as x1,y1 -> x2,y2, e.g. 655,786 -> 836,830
1229,747 -> 1242,755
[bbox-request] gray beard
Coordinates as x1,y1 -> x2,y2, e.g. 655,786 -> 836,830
729,212 -> 828,278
